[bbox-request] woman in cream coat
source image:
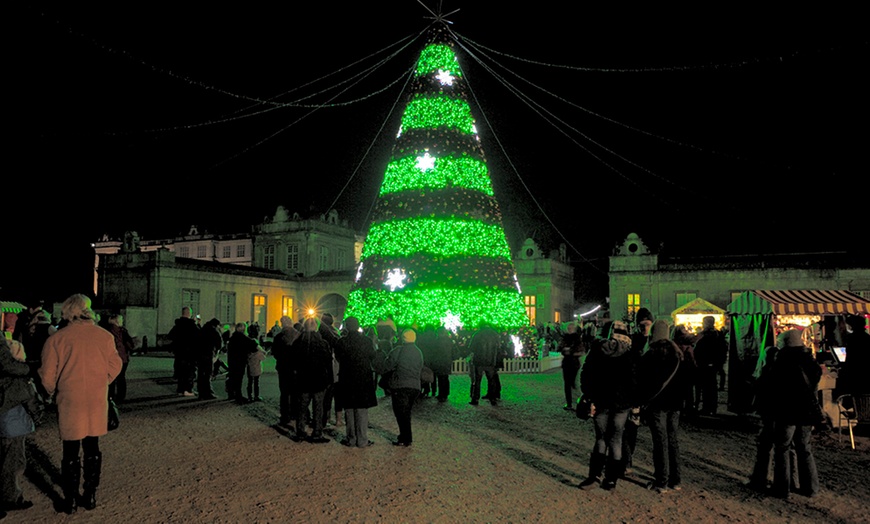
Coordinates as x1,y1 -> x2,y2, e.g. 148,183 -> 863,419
39,294 -> 121,514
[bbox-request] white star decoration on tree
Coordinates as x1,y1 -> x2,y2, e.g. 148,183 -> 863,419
416,151 -> 436,171
510,335 -> 523,357
436,69 -> 455,86
441,311 -> 463,333
384,268 -> 408,291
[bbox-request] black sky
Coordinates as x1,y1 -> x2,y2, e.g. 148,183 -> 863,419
8,3 -> 868,303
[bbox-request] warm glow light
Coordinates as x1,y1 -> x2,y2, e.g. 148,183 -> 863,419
674,313 -> 725,333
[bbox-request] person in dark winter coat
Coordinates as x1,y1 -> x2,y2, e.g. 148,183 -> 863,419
624,308 -> 654,474
226,323 -> 259,403
692,316 -> 727,415
195,318 -> 222,400
672,325 -> 698,417
0,336 -> 37,516
839,315 -> 870,396
747,333 -> 784,492
104,314 -> 135,403
578,320 -> 637,491
318,313 -> 342,428
290,318 -> 334,443
469,326 -> 502,406
765,329 -> 822,499
334,317 -> 378,448
429,327 -> 455,402
558,322 -> 585,410
168,307 -> 200,396
270,316 -> 300,427
636,320 -> 689,493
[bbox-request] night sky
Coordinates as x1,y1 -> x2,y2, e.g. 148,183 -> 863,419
8,3 -> 868,303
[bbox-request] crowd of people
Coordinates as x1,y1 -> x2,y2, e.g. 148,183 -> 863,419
2,296 -> 869,519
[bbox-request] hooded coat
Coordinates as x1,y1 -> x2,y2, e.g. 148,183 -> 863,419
766,344 -> 822,425
580,334 -> 637,411
39,320 -> 122,440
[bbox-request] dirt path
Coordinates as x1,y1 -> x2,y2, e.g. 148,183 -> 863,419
11,354 -> 870,523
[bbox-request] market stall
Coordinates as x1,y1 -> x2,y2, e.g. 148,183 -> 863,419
1,300 -> 25,339
670,297 -> 726,333
725,289 -> 870,415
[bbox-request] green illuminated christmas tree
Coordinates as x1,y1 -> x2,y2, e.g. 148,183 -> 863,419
345,31 -> 528,332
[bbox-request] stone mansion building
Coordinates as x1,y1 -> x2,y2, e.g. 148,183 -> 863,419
93,207 -> 576,346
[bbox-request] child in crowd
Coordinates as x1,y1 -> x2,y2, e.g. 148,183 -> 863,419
246,344 -> 267,402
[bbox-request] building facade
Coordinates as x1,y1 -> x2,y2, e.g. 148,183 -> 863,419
608,232 -> 870,326
513,238 -> 576,326
94,208 -> 577,345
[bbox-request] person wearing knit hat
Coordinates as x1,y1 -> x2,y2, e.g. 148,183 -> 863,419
378,328 -> 423,446
577,319 -> 637,491
637,319 -> 688,493
765,327 -> 822,499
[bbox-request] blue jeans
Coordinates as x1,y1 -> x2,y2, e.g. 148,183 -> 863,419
592,408 -> 630,461
648,409 -> 681,487
773,424 -> 818,497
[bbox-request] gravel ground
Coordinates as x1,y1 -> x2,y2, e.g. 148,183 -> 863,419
9,353 -> 870,523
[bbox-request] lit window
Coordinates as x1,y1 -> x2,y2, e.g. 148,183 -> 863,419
282,296 -> 294,318
627,293 -> 640,316
524,295 -> 537,326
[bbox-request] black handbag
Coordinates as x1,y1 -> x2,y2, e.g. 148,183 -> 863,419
107,398 -> 120,431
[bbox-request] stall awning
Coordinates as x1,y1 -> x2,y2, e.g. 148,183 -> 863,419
0,301 -> 25,314
727,290 -> 870,316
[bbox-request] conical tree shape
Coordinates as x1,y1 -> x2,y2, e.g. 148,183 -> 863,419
345,30 -> 527,332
